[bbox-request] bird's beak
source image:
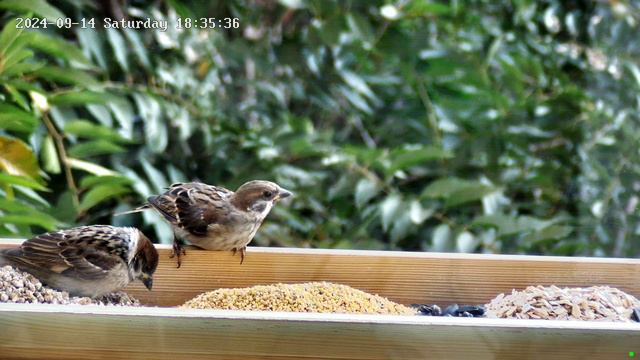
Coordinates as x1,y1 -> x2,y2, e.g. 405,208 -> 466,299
142,276 -> 153,291
276,189 -> 293,201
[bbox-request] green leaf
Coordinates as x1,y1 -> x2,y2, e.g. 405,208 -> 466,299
3,79 -> 45,93
422,177 -> 497,207
0,172 -> 47,190
346,13 -> 374,44
1,21 -> 28,64
316,17 -> 342,45
68,140 -> 126,157
2,49 -> 33,73
456,231 -> 476,252
41,135 -> 61,174
445,185 -> 497,208
4,84 -> 29,110
2,61 -> 44,77
51,190 -> 78,222
79,184 -> 130,211
390,211 -> 412,242
0,213 -> 58,230
49,91 -> 117,106
109,100 -> 134,139
340,70 -> 377,100
166,0 -> 194,18
0,18 -> 23,56
76,25 -> 107,68
0,198 -> 59,229
0,0 -> 64,21
11,185 -> 48,207
471,214 -> 519,236
114,164 -> 152,198
0,197 -> 39,212
431,224 -> 451,252
343,146 -> 384,165
86,104 -> 113,127
25,31 -> 90,65
471,215 -> 554,237
409,200 -> 433,224
167,165 -> 186,184
79,175 -> 133,189
140,158 -> 169,194
106,28 -> 129,71
380,194 -> 402,232
0,136 -> 43,182
31,66 -> 97,85
123,29 -> 150,68
64,119 -> 131,143
387,145 -> 453,174
354,178 -> 379,208
0,103 -> 38,133
337,86 -> 372,114
67,158 -> 117,176
405,0 -> 451,16
423,178 -> 474,198
133,94 -> 166,153
524,225 -> 573,243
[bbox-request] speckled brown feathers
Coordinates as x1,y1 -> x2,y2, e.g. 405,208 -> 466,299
125,180 -> 292,267
147,182 -> 231,237
0,225 -> 158,298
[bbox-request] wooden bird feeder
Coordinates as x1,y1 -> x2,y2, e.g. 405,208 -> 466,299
1,242 -> 639,359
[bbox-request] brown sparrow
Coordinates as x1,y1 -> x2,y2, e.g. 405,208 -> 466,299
123,180 -> 292,267
0,225 -> 158,298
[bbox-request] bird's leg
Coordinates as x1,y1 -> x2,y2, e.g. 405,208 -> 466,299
169,241 -> 183,268
232,246 -> 247,264
169,232 -> 186,268
239,246 -> 246,264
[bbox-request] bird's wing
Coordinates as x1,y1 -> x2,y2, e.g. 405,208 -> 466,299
147,192 -> 179,223
151,182 -> 230,236
4,226 -> 126,280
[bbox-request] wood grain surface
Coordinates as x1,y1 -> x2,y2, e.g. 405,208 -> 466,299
1,243 -> 640,359
1,243 -> 639,307
134,246 -> 640,307
0,305 -> 639,360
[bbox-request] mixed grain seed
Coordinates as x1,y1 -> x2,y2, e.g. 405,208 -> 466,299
485,285 -> 640,322
182,281 -> 416,315
0,266 -> 139,306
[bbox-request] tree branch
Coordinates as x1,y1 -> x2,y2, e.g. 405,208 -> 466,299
42,112 -> 79,208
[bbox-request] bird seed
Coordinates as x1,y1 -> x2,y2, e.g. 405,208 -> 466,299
485,285 -> 640,322
181,281 -> 416,315
0,266 -> 139,306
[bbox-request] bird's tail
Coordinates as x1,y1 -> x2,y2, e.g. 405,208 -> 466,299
113,204 -> 151,217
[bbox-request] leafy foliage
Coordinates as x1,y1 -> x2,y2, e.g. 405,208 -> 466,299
0,0 -> 639,258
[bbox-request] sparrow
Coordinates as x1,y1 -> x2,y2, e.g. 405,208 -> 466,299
122,180 -> 292,267
0,225 -> 159,298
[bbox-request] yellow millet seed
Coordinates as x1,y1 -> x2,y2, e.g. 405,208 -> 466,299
181,282 -> 416,315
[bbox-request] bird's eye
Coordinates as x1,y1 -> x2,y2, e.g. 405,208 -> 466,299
263,190 -> 273,198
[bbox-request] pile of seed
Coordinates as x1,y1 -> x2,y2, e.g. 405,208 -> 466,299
485,285 -> 640,322
182,282 -> 416,315
0,266 -> 139,306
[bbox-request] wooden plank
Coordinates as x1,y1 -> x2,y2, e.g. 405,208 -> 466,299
0,304 -> 639,360
1,243 -> 639,307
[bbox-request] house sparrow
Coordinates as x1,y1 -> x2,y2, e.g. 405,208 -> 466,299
0,225 -> 158,298
122,180 -> 292,267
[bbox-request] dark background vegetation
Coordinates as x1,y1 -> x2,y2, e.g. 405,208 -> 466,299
1,0 -> 639,257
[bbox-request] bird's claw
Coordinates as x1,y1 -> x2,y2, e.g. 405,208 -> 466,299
170,241 -> 186,268
232,247 -> 246,265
